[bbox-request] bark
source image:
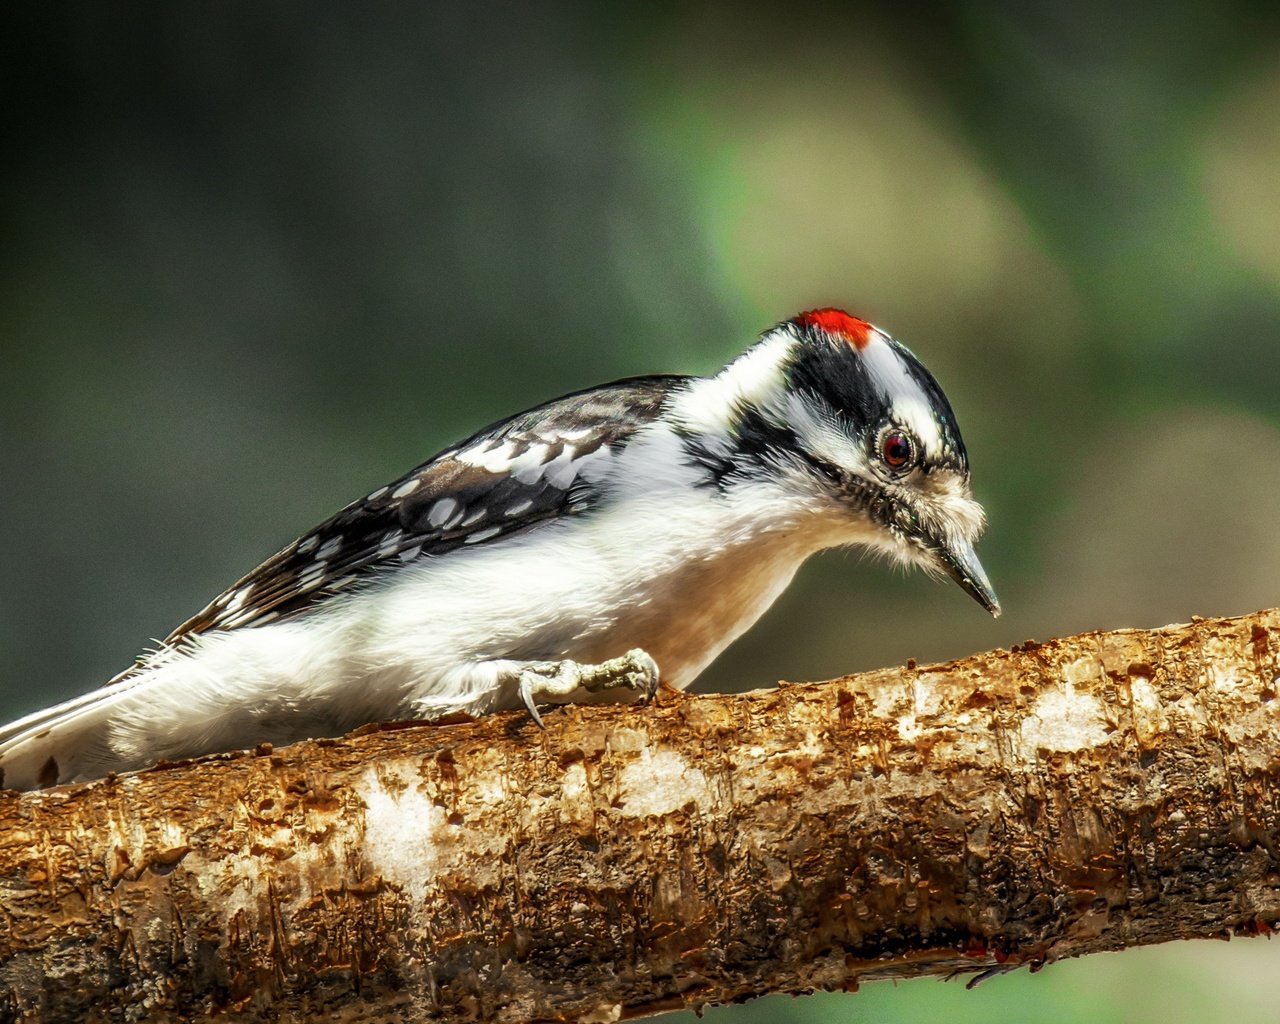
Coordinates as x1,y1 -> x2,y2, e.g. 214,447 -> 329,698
3,610 -> 1280,1023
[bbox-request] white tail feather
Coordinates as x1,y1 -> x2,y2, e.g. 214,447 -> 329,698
0,676 -> 155,790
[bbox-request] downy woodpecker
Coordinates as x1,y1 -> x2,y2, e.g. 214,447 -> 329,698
0,309 -> 997,790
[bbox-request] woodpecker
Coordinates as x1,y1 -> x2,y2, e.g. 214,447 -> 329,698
0,309 -> 998,790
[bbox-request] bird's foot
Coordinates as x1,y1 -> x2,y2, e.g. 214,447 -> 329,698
518,648 -> 660,728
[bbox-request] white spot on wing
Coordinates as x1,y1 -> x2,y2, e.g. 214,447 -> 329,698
297,535 -> 318,554
377,530 -> 404,557
543,446 -> 579,489
392,478 -> 422,499
508,443 -> 550,484
316,536 -> 342,560
465,525 -> 502,544
458,440 -> 518,474
460,506 -> 487,527
299,564 -> 326,588
427,498 -> 458,527
505,498 -> 534,517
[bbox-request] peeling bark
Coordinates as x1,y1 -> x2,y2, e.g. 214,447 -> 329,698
4,610 -> 1280,1022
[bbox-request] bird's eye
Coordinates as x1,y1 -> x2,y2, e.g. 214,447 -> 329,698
880,430 -> 916,470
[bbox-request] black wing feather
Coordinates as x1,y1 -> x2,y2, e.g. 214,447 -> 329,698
164,375 -> 683,644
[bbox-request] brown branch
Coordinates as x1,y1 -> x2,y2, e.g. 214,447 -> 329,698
3,610 -> 1280,1022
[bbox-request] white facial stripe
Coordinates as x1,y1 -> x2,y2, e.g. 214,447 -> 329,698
859,336 -> 944,454
783,392 -> 867,474
891,395 -> 944,455
672,329 -> 793,444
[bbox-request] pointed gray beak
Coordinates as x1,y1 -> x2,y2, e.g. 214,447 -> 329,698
933,537 -> 1001,617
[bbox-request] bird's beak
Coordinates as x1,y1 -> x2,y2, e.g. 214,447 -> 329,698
932,537 -> 1001,617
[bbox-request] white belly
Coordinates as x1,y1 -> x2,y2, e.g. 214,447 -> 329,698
352,482 -> 823,700
562,536 -> 804,686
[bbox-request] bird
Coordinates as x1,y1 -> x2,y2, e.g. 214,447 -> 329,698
0,308 -> 998,791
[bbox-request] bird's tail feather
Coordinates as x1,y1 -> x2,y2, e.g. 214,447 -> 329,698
0,674 -> 150,791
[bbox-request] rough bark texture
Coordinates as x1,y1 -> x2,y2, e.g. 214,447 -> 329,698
4,609 -> 1280,1023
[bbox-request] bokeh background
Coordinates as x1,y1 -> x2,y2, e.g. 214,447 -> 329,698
4,2 -> 1280,1020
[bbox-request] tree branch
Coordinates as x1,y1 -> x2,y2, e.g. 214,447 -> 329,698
4,610 -> 1280,1022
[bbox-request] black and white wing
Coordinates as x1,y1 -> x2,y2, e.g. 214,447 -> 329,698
165,375 -> 684,644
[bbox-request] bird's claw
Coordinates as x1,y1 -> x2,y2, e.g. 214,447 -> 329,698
520,680 -> 547,729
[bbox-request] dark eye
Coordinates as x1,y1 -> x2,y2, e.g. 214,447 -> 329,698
880,430 -> 915,470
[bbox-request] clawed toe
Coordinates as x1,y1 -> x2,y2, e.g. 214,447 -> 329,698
518,674 -> 548,729
623,648 -> 661,702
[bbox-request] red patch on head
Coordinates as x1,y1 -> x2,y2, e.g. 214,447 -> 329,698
795,308 -> 873,350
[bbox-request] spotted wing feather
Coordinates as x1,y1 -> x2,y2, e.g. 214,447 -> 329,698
164,376 -> 682,644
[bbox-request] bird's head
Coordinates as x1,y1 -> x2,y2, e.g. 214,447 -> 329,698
678,307 -> 999,616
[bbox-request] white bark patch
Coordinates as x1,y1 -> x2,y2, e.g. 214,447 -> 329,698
897,714 -> 922,742
912,676 -> 945,717
1222,698 -> 1280,771
558,761 -> 596,830
1209,663 -> 1244,693
195,817 -> 336,934
471,768 -> 513,807
1127,674 -> 1170,744
895,676 -> 945,742
782,728 -> 825,762
562,761 -> 589,801
1019,686 -> 1111,755
358,764 -> 446,900
210,853 -> 265,925
616,749 -> 709,817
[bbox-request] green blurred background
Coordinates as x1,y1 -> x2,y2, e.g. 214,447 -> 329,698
4,2 -> 1280,1020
